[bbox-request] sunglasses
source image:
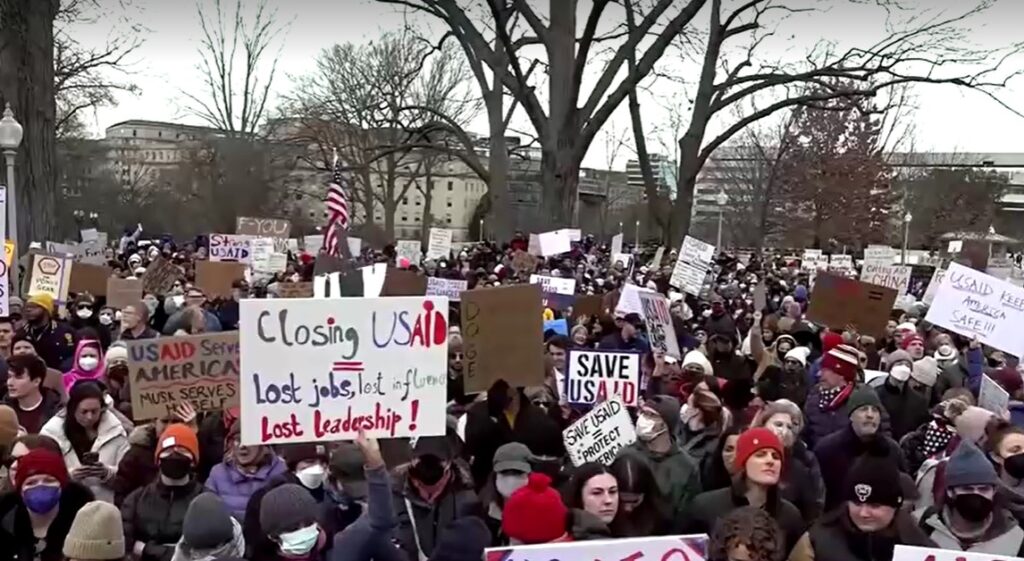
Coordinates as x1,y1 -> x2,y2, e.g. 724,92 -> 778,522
449,353 -> 463,360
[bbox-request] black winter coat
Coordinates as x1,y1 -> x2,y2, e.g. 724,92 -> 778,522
464,399 -> 563,486
874,380 -> 931,441
779,440 -> 826,524
685,482 -> 805,556
813,426 -> 906,512
121,479 -> 204,561
797,507 -> 936,561
0,482 -> 94,561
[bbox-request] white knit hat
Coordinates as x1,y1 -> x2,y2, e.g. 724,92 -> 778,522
911,357 -> 939,387
784,347 -> 811,367
63,501 -> 125,560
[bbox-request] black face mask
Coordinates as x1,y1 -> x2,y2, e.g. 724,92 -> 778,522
951,493 -> 994,522
410,455 -> 446,485
1005,454 -> 1024,479
530,458 -> 562,480
159,454 -> 193,481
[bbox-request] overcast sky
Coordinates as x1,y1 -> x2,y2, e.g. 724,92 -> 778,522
77,0 -> 1024,169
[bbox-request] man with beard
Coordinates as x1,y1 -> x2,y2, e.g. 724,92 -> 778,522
707,333 -> 752,383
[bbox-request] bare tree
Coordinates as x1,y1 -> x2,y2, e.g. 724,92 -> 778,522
183,0 -> 285,137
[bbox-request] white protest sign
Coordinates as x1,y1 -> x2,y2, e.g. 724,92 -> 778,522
638,291 -> 682,359
28,254 -> 73,303
74,240 -> 105,265
395,240 -> 421,267
562,228 -> 582,242
893,545 -> 1016,561
562,397 -> 637,466
347,237 -> 362,257
802,249 -> 825,272
537,229 -> 571,257
864,245 -> 897,268
529,274 -> 576,295
487,534 -> 708,561
979,375 -> 1010,416
614,283 -> 654,317
922,268 -> 947,306
250,237 -> 273,264
239,296 -> 449,444
426,228 -> 452,259
425,277 -> 466,301
830,254 -> 854,272
610,233 -> 623,256
862,264 -> 911,294
209,234 -> 252,263
612,253 -> 634,270
302,235 -> 324,252
671,236 -> 716,295
651,246 -> 665,269
45,241 -> 76,257
0,257 -> 7,317
564,350 -> 641,406
313,263 -> 388,299
925,262 -> 1024,356
947,240 -> 963,253
80,228 -> 98,242
527,233 -> 541,256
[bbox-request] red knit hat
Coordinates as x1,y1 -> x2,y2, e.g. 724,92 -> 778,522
821,346 -> 860,382
821,331 -> 844,354
900,335 -> 924,350
734,428 -> 784,472
502,473 -> 568,544
15,449 -> 68,492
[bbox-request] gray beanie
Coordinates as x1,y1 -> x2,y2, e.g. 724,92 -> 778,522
260,483 -> 318,537
183,493 -> 234,549
945,440 -> 999,489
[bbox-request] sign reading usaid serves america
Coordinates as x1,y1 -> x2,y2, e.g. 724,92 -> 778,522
563,350 -> 640,406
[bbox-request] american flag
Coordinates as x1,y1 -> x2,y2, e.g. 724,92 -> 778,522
323,152 -> 350,256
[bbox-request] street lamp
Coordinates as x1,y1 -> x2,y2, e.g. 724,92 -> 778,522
618,221 -> 623,236
901,211 -> 913,264
479,219 -> 484,242
634,219 -> 640,247
0,103 -> 23,291
716,191 -> 728,249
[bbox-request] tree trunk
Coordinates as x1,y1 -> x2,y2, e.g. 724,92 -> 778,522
485,83 -> 511,241
540,145 -> 580,229
0,0 -> 59,248
544,0 -> 578,229
419,166 -> 433,241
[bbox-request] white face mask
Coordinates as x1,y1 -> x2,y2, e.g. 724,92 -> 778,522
636,416 -> 667,441
296,464 -> 325,489
78,357 -> 99,372
98,314 -> 113,326
76,308 -> 93,319
890,364 -> 911,383
278,523 -> 319,556
495,473 -> 529,498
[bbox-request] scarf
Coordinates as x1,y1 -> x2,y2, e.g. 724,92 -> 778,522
919,420 -> 956,459
171,518 -> 245,561
818,383 -> 853,411
411,467 -> 452,504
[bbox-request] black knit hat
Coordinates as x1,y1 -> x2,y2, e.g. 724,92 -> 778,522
844,448 -> 903,508
182,493 -> 234,549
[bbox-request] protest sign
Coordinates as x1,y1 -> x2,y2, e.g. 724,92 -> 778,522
4,240 -> 13,266
830,254 -> 854,273
537,229 -> 571,257
806,273 -> 898,338
572,294 -> 605,323
562,397 -> 637,466
611,233 -> 623,256
925,263 -> 1024,356
671,236 -> 716,295
864,245 -> 896,268
238,297 -> 448,444
236,217 -> 291,238
426,277 -> 467,301
107,278 -> 142,309
612,253 -> 634,270
861,264 -> 911,295
979,375 -> 1010,416
249,238 -> 274,271
69,263 -> 111,296
461,284 -> 544,393
395,240 -> 421,267
209,234 -> 252,263
302,235 -> 324,252
195,261 -> 246,299
802,249 -> 825,272
922,268 -> 947,306
530,274 -> 576,310
142,256 -> 180,295
564,350 -> 640,406
544,318 -> 568,336
947,240 -> 963,254
347,237 -> 362,257
614,283 -> 653,317
563,228 -> 582,242
527,233 -> 541,256
0,258 -> 7,317
380,268 -> 427,297
73,239 -> 105,265
26,254 -> 73,303
485,533 -> 708,561
79,228 -> 98,242
128,332 -> 239,420
277,282 -> 313,299
893,544 -> 1013,561
426,228 -> 452,259
638,291 -> 681,359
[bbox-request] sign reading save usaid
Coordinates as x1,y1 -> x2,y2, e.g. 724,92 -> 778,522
563,349 -> 641,406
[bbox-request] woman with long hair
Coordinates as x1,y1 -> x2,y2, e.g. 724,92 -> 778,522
700,426 -> 745,493
40,381 -> 128,503
609,452 -> 665,537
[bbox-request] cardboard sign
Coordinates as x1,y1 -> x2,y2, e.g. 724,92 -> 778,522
537,229 -> 571,257
426,277 -> 467,301
671,236 -> 716,295
4,240 -> 13,267
107,278 -> 143,309
610,233 -> 623,256
979,375 -> 1010,416
381,268 -> 427,297
562,397 -> 637,466
893,544 -> 1014,561
195,261 -> 247,299
277,282 -> 313,299
638,291 -> 682,359
564,350 -> 641,406
461,284 -> 544,393
426,228 -> 452,260
395,240 -> 421,267
236,217 -> 291,238
128,332 -> 240,420
69,263 -> 111,296
922,268 -> 946,306
806,273 -> 898,338
238,297 -> 449,444
0,257 -> 8,316
924,263 -> 1024,356
26,254 -> 73,303
861,264 -> 911,295
142,256 -> 181,295
209,234 -> 252,263
73,239 -> 106,265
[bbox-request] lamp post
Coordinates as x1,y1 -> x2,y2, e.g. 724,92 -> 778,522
901,211 -> 913,264
0,103 -> 24,292
479,219 -> 483,242
716,191 -> 728,249
618,221 -> 623,236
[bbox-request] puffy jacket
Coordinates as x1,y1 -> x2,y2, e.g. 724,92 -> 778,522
874,380 -> 932,441
205,455 -> 287,520
686,483 -> 805,555
121,480 -> 204,561
391,463 -> 478,561
788,507 -> 936,561
780,440 -> 826,524
0,482 -> 94,561
915,506 -> 1024,556
40,408 -> 129,503
464,398 -> 564,486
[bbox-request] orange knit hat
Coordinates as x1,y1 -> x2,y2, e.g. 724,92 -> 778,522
155,423 -> 200,465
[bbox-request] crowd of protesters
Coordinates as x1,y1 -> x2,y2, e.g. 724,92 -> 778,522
0,228 -> 1022,561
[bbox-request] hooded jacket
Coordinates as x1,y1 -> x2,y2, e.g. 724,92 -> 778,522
39,407 -> 129,503
61,340 -> 106,392
788,506 -> 937,561
915,506 -> 1024,556
391,462 -> 478,561
206,454 -> 288,520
